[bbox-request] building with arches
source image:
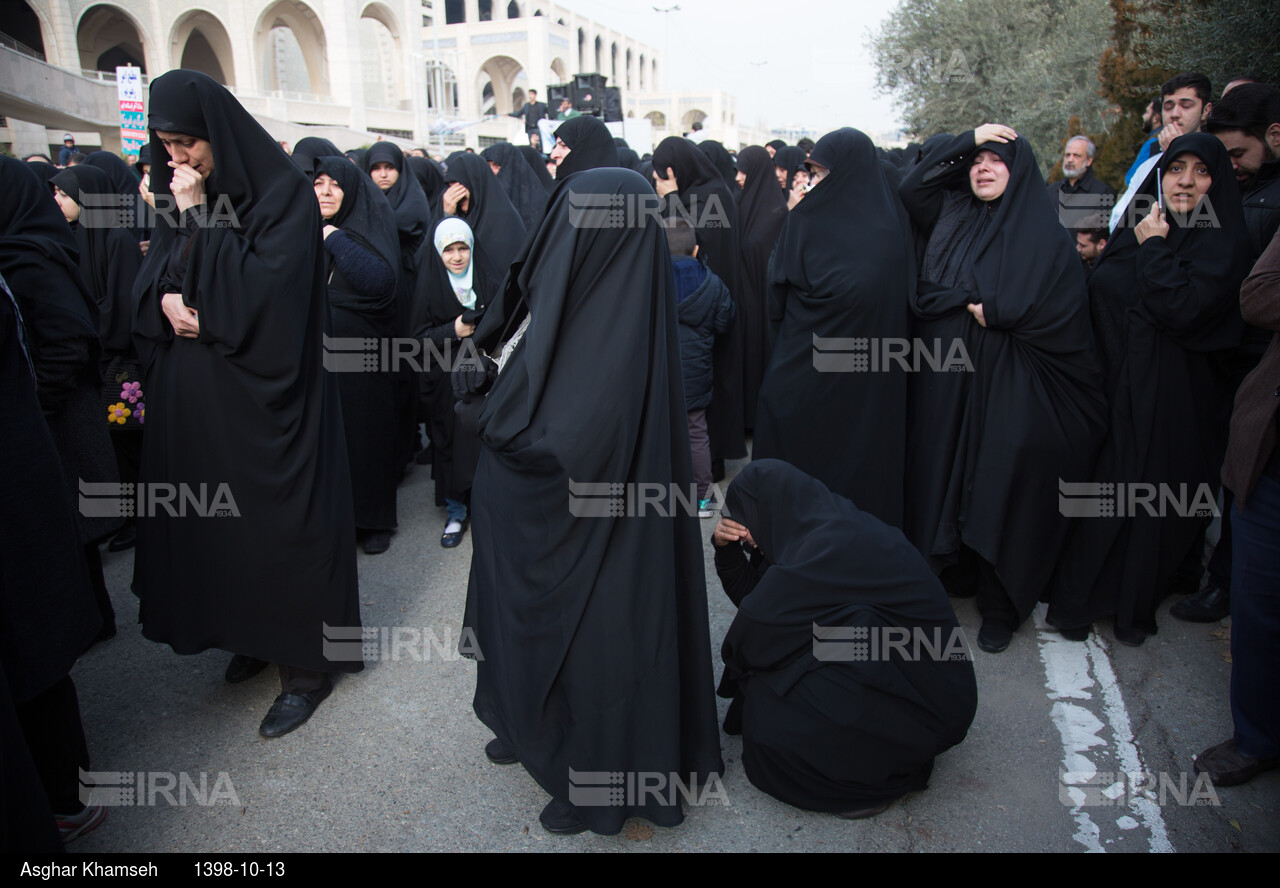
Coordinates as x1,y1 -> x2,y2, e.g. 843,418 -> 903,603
2,0 -> 767,156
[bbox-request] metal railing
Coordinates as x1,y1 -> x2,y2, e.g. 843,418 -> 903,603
0,30 -> 45,61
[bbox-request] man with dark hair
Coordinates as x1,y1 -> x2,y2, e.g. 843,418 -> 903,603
1075,227 -> 1108,271
1223,73 -> 1263,96
1174,83 -> 1280,623
796,137 -> 815,155
1049,135 -> 1115,230
508,89 -> 549,147
1112,73 -> 1213,228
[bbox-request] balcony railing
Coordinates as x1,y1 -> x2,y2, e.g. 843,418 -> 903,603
0,30 -> 44,61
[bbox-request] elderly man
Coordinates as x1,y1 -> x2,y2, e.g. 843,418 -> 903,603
1048,135 -> 1115,230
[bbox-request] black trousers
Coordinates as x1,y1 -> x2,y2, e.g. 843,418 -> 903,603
16,675 -> 89,815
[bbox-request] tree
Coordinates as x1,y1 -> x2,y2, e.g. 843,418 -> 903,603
871,0 -> 1115,178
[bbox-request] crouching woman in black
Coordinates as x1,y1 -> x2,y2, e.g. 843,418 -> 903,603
714,459 -> 978,819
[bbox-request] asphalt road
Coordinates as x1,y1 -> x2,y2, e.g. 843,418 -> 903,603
70,455 -> 1278,853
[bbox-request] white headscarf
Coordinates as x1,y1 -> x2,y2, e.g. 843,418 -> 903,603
434,217 -> 475,308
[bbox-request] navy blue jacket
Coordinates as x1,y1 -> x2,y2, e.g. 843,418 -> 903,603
673,255 -> 735,411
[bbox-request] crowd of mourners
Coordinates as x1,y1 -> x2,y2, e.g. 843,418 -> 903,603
2,66 -> 1278,845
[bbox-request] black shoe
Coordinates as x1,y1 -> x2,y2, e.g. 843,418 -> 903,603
539,799 -> 588,835
225,654 -> 269,684
485,738 -> 518,765
107,524 -> 136,552
1057,625 -> 1091,642
259,679 -> 332,738
837,800 -> 894,820
1113,625 -> 1148,647
977,618 -> 1014,653
1194,738 -> 1280,787
1170,582 -> 1230,623
441,518 -> 468,549
363,531 -> 391,555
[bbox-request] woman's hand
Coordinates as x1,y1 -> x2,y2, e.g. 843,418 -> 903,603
967,302 -> 987,327
442,183 -> 469,216
322,224 -> 339,240
1135,206 -> 1169,244
974,124 -> 1018,146
138,174 -> 156,209
787,179 -> 807,210
162,292 -> 200,338
454,315 -> 476,339
168,161 -> 206,214
713,517 -> 755,548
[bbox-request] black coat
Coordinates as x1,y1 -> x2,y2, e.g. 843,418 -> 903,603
674,258 -> 735,411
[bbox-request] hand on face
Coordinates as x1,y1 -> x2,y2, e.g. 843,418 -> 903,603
168,160 -> 206,214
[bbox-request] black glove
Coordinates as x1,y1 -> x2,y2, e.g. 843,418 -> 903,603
451,351 -> 498,400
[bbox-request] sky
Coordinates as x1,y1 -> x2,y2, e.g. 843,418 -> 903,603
552,0 -> 906,138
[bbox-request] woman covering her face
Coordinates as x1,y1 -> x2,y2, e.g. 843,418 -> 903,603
898,125 -> 1108,654
131,70 -> 363,737
1048,133 -> 1253,646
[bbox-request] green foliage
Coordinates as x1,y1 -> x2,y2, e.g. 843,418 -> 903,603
1134,0 -> 1280,89
870,0 -> 1115,178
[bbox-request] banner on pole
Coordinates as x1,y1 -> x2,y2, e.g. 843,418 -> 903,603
117,66 -> 146,155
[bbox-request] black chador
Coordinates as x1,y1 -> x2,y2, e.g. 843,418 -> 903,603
1048,133 -> 1253,643
717,460 -> 977,813
898,131 -> 1107,642
734,146 -> 786,431
653,136 -> 745,465
466,168 -> 723,835
131,70 -> 361,677
754,129 -> 912,527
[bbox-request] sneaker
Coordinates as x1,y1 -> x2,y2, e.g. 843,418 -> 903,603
55,803 -> 106,843
697,498 -> 714,519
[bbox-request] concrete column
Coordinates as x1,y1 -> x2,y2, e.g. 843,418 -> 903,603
465,0 -> 480,25
43,0 -> 78,71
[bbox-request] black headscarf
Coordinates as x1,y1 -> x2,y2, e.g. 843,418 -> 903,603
1047,133 -> 1252,636
291,137 -> 343,173
651,136 -> 746,462
314,156 -> 402,306
734,145 -> 787,429
467,167 -> 723,835
26,161 -> 60,190
516,145 -> 556,193
82,150 -> 148,242
133,143 -> 151,177
698,140 -> 738,190
440,152 -> 526,271
407,155 -> 447,208
773,146 -> 807,194
364,141 -> 430,259
718,459 -> 976,809
755,129 -> 913,526
130,70 -> 360,671
898,130 -> 1108,619
616,146 -> 642,172
552,116 -> 619,180
765,139 -> 787,154
344,148 -> 367,167
0,158 -> 99,361
49,164 -> 142,354
479,141 -> 547,231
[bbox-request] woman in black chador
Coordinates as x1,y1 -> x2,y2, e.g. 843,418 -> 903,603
754,128 -> 912,527
439,152 -> 526,272
50,163 -> 146,556
131,70 -> 362,739
1047,133 -> 1252,645
899,125 -> 1107,654
314,156 -> 402,554
715,460 -> 977,818
461,168 -> 723,837
479,141 -> 547,231
734,145 -> 786,431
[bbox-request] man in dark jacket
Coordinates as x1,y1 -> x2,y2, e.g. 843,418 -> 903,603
1048,136 -> 1115,231
666,218 -> 734,513
508,89 -> 549,148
